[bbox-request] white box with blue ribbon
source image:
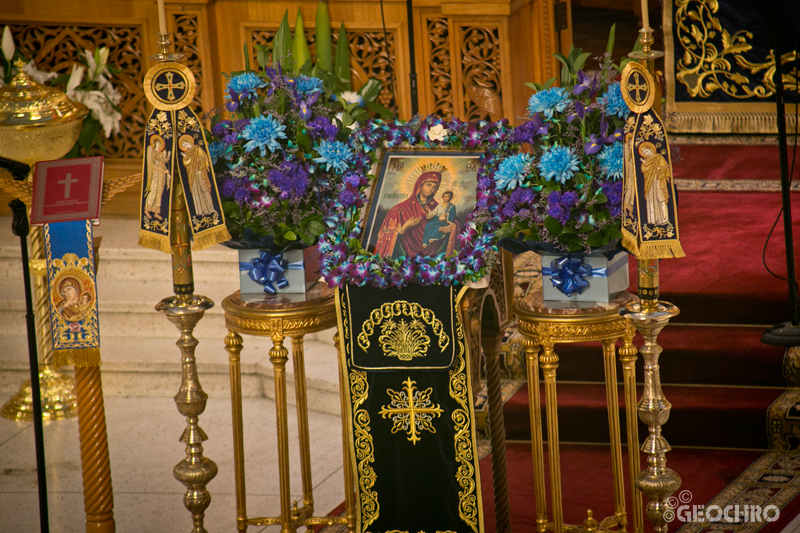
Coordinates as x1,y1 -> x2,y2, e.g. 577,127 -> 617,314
238,247 -> 320,295
541,251 -> 629,303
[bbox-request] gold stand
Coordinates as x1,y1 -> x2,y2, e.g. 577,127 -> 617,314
155,178 -> 217,533
515,290 -> 641,533
222,284 -> 352,532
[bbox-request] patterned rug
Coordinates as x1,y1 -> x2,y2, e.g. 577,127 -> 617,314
676,452 -> 800,533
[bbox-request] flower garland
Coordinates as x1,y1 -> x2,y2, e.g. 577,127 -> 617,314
318,115 -> 514,289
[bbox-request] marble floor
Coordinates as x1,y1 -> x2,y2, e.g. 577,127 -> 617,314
0,394 -> 347,533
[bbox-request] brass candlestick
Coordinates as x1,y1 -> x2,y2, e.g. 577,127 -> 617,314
154,171 -> 217,533
622,26 -> 682,533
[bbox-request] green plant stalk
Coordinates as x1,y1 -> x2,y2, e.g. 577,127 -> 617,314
315,1 -> 333,71
333,22 -> 351,90
293,10 -> 311,74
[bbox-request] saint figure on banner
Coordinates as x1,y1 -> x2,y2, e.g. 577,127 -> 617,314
639,142 -> 671,225
374,170 -> 459,259
622,132 -> 637,219
144,135 -> 171,220
179,134 -> 216,216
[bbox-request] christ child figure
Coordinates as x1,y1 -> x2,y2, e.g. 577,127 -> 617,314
422,190 -> 456,249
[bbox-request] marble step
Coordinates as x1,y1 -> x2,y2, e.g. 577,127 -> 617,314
0,333 -> 343,415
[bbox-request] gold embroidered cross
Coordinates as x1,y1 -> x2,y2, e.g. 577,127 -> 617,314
379,378 -> 443,444
628,72 -> 648,102
155,72 -> 186,101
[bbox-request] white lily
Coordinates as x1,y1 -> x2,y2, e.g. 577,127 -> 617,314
2,26 -> 14,62
339,90 -> 363,106
71,88 -> 121,137
21,60 -> 56,85
66,65 -> 85,96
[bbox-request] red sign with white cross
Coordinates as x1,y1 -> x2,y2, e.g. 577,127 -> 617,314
30,156 -> 103,225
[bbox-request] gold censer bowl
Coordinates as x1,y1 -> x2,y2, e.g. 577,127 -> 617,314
0,59 -> 87,166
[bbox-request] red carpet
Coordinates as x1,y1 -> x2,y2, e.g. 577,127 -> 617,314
672,144 -> 800,181
479,443 -> 767,533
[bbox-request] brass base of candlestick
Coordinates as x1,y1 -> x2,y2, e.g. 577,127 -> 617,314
148,32 -> 185,63
1,365 -> 78,421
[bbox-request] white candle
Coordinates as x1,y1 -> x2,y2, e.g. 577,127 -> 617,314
157,0 -> 167,34
641,0 -> 650,30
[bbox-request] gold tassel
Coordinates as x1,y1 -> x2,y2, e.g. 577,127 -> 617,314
670,110 -> 797,135
637,240 -> 686,260
191,225 -> 232,252
621,230 -> 640,256
138,231 -> 172,254
54,348 -> 101,368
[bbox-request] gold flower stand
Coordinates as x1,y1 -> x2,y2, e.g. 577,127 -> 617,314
222,284 -> 353,532
514,290 -> 643,533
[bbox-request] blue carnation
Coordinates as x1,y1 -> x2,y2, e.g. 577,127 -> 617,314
527,87 -> 571,119
294,75 -> 324,96
600,83 -> 630,118
208,141 -> 230,165
313,139 -> 353,173
227,72 -> 267,99
538,145 -> 580,184
495,153 -> 532,191
597,142 -> 624,180
241,115 -> 287,156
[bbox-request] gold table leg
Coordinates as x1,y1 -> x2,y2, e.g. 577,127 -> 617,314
74,365 -> 115,533
602,339 -> 627,532
540,340 -> 563,533
225,331 -> 248,533
269,324 -> 293,533
334,332 -> 357,532
483,329 -> 511,533
291,336 -> 315,530
523,338 -> 548,533
620,327 -> 643,533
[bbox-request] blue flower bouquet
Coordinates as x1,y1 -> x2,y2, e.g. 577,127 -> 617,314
496,26 -> 635,254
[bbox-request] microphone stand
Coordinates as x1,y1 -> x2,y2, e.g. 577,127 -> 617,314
762,0 -> 800,347
6,168 -> 50,532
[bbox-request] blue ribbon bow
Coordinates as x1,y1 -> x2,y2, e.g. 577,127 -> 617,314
542,255 -> 608,296
239,250 -> 304,294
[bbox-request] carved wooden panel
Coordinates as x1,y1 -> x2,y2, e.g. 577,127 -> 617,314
171,14 -> 204,115
426,17 -> 454,119
5,23 -> 146,159
250,28 -> 397,112
459,26 -> 502,121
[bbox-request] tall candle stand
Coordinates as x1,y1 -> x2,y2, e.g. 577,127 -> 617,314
623,27 -> 682,533
147,33 -> 218,533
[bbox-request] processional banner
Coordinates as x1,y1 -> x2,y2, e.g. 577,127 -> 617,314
664,0 -> 799,133
621,62 -> 685,261
139,61 -> 230,253
45,220 -> 101,367
335,283 -> 484,533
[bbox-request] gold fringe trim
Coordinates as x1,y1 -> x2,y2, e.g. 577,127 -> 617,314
637,240 -> 686,260
191,225 -> 231,252
621,230 -> 640,256
669,110 -> 798,135
138,231 -> 171,254
54,348 -> 101,368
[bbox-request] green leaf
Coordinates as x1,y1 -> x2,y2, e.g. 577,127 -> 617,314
594,192 -> 608,203
558,233 -> 578,244
586,232 -> 606,248
358,78 -> 382,102
315,1 -> 333,71
561,64 -> 571,89
50,74 -> 70,86
364,100 -> 392,119
255,45 -> 270,69
573,52 -> 592,73
606,24 -> 616,55
561,224 -> 577,234
544,77 -> 557,89
544,216 -> 562,236
308,220 -> 326,235
293,10 -> 311,74
334,23 -> 351,90
524,82 -> 541,91
283,230 -> 298,241
606,226 -> 623,239
578,223 -> 595,233
553,52 -> 571,73
296,127 -> 311,152
243,43 -> 251,70
568,45 -> 581,63
273,10 -> 294,72
632,34 -> 643,52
